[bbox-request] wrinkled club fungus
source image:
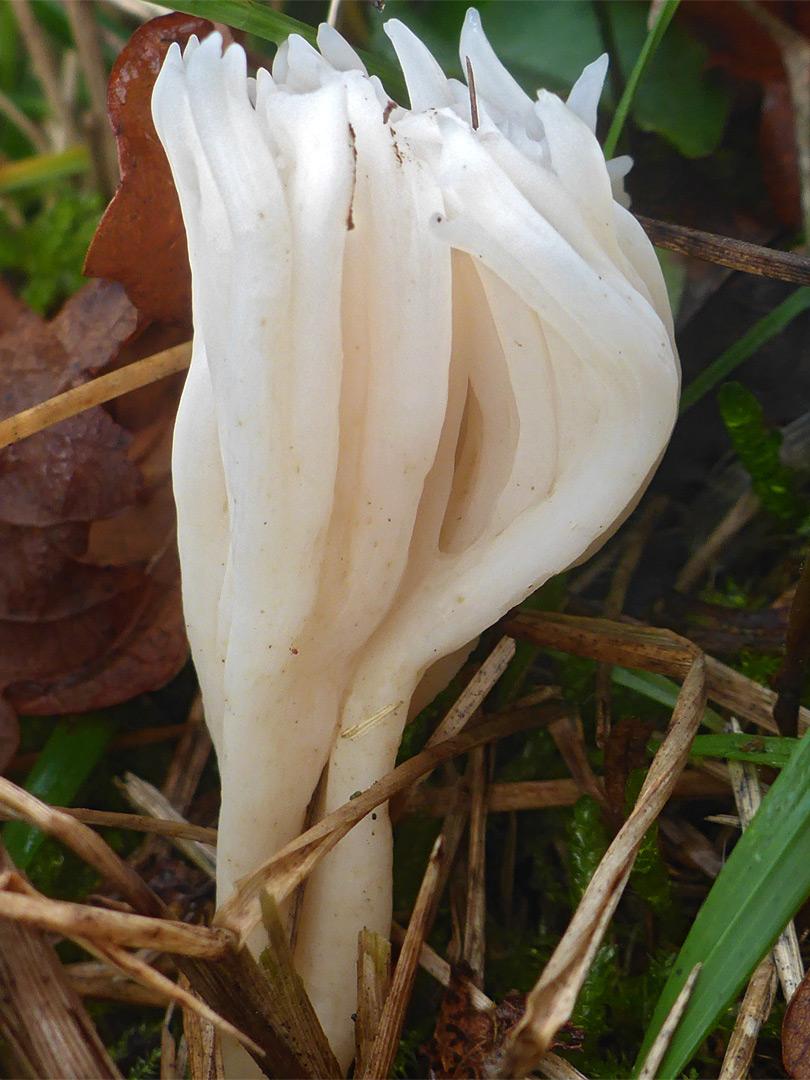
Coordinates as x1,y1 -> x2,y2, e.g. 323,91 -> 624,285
152,8 -> 679,1073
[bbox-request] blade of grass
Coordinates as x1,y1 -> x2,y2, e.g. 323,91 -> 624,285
155,0 -> 405,99
647,732 -> 800,769
634,725 -> 810,1077
612,666 -> 724,732
3,714 -> 114,870
0,144 -> 90,192
602,0 -> 681,158
680,287 -> 810,412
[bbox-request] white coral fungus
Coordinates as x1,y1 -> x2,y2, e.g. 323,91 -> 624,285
153,9 -> 679,1073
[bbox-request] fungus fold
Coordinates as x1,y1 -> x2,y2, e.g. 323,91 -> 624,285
152,10 -> 679,1073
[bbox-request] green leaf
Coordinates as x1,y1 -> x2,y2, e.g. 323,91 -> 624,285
3,714 -> 114,871
607,1 -> 729,158
635,725 -> 810,1077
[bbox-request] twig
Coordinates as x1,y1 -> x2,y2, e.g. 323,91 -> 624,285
506,608 -> 810,734
180,972 -> 224,1080
549,710 -> 607,809
11,0 -> 80,149
675,492 -> 760,593
429,637 -> 516,745
131,693 -> 213,870
78,936 -> 258,1054
360,834 -> 449,1079
405,772 -> 727,817
161,1003 -> 177,1080
637,963 -> 702,1080
388,923 -> 586,1080
0,86 -> 48,152
638,216 -> 810,285
0,781 -> 324,1076
0,777 -> 166,917
596,496 -> 666,746
463,746 -> 487,986
0,341 -> 192,450
719,955 -> 778,1080
65,0 -> 118,197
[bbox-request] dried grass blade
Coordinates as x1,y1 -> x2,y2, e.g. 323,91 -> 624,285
118,772 -> 216,877
637,963 -> 701,1080
463,746 -> 488,985
428,637 -> 516,745
492,656 -> 707,1078
508,609 -> 810,733
60,808 -> 217,844
257,894 -> 343,1079
0,845 -> 122,1079
80,937 -> 260,1055
66,960 -> 170,1007
0,887 -> 229,957
718,956 -> 778,1080
0,776 -> 166,916
360,834 -> 450,1079
355,929 -> 391,1076
726,719 -> 805,999
180,973 -> 224,1080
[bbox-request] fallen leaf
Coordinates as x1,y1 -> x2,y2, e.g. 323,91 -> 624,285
427,964 -> 583,1079
783,966 -> 810,1077
427,963 -> 494,1079
84,12 -> 221,326
0,284 -> 187,738
684,1 -> 810,229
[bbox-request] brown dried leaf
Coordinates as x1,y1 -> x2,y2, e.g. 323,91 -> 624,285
84,13 -> 221,326
783,966 -> 810,1078
428,965 -> 582,1079
427,962 -> 496,1079
0,285 -> 187,727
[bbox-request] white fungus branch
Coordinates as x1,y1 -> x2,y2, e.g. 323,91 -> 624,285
152,9 -> 679,1074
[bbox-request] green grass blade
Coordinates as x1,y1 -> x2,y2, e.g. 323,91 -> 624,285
648,732 -> 799,769
0,145 -> 90,193
159,0 -> 317,45
634,726 -> 810,1078
157,0 -> 404,97
602,0 -> 681,158
612,667 -> 724,732
680,287 -> 810,413
3,714 -> 114,871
